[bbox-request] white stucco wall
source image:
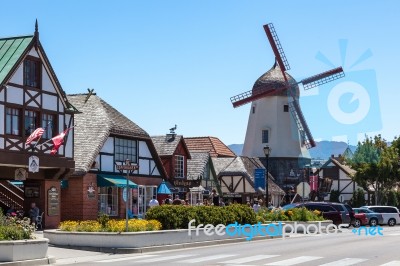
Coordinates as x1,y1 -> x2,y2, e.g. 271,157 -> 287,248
139,141 -> 151,158
100,137 -> 114,153
42,94 -> 57,111
8,64 -> 23,84
42,66 -> 57,94
242,96 -> 309,159
6,86 -> 23,105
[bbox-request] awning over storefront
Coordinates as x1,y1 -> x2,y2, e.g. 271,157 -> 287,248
97,174 -> 138,188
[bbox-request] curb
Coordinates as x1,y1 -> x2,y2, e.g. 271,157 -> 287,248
0,256 -> 56,266
49,235 -> 281,254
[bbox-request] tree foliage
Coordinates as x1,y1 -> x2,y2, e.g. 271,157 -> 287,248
348,135 -> 400,205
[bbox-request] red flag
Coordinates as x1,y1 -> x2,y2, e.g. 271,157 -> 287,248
50,128 -> 72,155
25,128 -> 45,146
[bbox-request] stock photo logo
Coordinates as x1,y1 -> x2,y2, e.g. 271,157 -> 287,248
301,39 -> 382,143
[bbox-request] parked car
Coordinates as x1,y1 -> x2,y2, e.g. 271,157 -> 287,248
331,203 -> 355,226
283,202 -> 342,225
353,208 -> 384,226
361,206 -> 400,226
352,212 -> 369,227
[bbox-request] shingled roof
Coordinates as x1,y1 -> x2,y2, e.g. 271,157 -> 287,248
212,156 -> 284,195
185,137 -> 236,158
320,155 -> 356,176
68,94 -> 153,174
151,135 -> 190,158
187,152 -> 210,180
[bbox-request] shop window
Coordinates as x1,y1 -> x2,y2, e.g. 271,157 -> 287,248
24,110 -> 39,136
98,187 -> 118,216
24,59 -> 40,88
115,138 -> 137,163
175,155 -> 185,178
5,107 -> 21,136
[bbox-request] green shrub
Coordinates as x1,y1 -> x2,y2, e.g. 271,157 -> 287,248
0,210 -> 35,241
145,204 -> 256,230
256,207 -> 324,223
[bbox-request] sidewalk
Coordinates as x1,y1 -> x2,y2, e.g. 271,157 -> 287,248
35,231 -> 125,265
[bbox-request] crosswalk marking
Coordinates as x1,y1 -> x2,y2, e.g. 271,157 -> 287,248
222,255 -> 280,264
134,254 -> 194,263
319,258 -> 368,266
94,255 -> 157,263
179,254 -> 236,263
380,261 -> 400,266
265,256 -> 322,265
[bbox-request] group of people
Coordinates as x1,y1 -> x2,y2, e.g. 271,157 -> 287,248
149,189 -> 224,207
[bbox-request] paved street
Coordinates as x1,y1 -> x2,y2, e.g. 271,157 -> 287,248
50,226 -> 400,266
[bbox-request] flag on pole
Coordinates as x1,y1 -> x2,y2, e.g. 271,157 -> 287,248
50,128 -> 73,155
25,128 -> 45,146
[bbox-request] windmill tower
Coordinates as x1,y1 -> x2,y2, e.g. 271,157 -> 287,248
230,23 -> 345,186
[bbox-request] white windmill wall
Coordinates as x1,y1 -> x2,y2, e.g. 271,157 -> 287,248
242,95 -> 309,159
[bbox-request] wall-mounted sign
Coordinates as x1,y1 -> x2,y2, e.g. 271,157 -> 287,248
87,183 -> 96,199
173,179 -> 200,188
15,168 -> 27,181
28,156 -> 39,173
48,186 -> 59,216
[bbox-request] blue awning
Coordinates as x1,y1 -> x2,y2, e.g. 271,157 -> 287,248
97,174 -> 137,188
157,180 -> 172,194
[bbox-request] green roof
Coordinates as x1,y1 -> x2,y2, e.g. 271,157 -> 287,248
0,35 -> 33,85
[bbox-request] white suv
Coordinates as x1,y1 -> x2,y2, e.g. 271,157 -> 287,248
361,206 -> 400,226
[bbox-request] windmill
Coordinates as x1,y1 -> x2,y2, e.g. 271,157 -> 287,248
231,23 -> 345,184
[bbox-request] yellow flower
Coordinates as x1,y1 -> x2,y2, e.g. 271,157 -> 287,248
287,211 -> 293,216
313,210 -> 321,216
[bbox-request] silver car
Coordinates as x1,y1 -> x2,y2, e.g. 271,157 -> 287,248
361,206 -> 400,226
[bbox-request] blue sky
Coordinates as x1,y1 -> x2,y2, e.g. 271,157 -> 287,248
2,1 -> 399,145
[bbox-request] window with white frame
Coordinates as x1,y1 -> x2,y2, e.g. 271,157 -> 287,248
262,130 -> 269,144
98,187 -> 118,216
175,155 -> 185,178
115,138 -> 137,163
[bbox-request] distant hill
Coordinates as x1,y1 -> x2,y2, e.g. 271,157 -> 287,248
228,141 -> 357,160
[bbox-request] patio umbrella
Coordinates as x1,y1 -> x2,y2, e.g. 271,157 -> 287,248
157,180 -> 172,194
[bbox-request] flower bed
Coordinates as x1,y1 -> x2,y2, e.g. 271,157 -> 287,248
59,218 -> 161,232
0,209 -> 50,263
0,209 -> 35,241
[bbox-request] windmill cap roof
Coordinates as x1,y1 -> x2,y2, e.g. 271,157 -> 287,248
252,61 -> 300,98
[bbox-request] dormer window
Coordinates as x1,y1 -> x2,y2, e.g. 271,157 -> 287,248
24,59 -> 40,88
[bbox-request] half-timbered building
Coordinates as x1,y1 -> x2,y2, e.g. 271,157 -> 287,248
0,22 -> 77,228
62,93 -> 166,220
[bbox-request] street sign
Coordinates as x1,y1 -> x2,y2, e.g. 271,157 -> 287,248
296,182 -> 311,199
116,164 -> 138,171
123,188 -> 128,202
254,168 -> 266,192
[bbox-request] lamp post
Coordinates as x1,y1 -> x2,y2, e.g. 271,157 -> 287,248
116,159 -> 138,232
263,145 -> 271,207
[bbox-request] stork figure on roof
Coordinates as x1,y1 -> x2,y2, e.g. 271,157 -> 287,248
169,124 -> 177,134
230,23 -> 344,186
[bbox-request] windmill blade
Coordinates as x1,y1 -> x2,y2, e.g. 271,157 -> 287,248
301,67 -> 345,90
230,84 -> 286,108
263,23 -> 290,72
287,95 -> 316,149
